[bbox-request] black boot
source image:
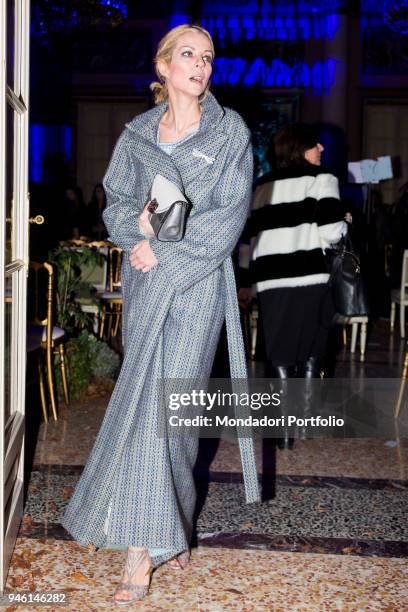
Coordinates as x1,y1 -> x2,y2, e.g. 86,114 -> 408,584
296,356 -> 322,439
266,363 -> 297,379
296,356 -> 323,379
266,363 -> 295,449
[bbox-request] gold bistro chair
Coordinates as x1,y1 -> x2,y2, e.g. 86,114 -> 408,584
27,262 -> 69,422
336,314 -> 369,361
58,238 -> 90,248
75,240 -> 110,332
99,245 -> 123,341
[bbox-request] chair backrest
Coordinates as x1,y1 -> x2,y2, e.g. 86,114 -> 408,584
78,242 -> 109,292
87,241 -> 111,249
28,261 -> 53,347
59,242 -> 108,293
108,246 -> 123,292
58,239 -> 89,248
401,250 -> 408,299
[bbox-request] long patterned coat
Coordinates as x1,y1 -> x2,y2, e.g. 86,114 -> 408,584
62,92 -> 260,567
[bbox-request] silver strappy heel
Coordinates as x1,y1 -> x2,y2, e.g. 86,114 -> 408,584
114,547 -> 153,606
166,549 -> 191,570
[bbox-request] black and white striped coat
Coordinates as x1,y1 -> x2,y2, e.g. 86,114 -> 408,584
240,167 -> 347,293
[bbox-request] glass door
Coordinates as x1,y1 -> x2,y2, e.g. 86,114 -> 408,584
0,0 -> 30,588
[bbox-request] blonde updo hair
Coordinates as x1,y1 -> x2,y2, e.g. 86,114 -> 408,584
150,24 -> 215,105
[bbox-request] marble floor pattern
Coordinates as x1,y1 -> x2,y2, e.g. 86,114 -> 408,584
4,320 -> 408,610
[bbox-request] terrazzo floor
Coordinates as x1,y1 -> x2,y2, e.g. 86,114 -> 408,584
5,541 -> 408,611
4,320 -> 408,610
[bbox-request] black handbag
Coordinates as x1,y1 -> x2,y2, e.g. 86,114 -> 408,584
325,233 -> 370,316
146,174 -> 192,242
147,199 -> 192,242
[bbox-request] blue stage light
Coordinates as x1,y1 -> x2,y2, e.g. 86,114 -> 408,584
201,1 -> 343,41
30,125 -> 72,183
211,56 -> 337,93
383,0 -> 408,34
169,14 -> 191,27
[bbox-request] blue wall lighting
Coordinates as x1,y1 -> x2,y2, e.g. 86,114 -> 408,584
383,0 -> 408,35
169,14 -> 192,28
30,124 -> 72,183
201,0 -> 344,43
202,14 -> 340,42
99,0 -> 127,19
212,57 -> 337,93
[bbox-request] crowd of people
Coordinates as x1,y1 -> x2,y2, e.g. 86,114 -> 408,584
59,182 -> 108,241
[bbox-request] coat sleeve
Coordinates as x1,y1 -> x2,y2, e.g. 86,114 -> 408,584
308,173 -> 347,249
102,131 -> 147,250
150,121 -> 253,294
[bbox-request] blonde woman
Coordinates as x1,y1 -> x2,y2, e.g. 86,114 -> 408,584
62,24 -> 260,604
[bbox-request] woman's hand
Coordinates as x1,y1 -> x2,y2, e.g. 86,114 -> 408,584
130,240 -> 158,273
138,204 -> 155,238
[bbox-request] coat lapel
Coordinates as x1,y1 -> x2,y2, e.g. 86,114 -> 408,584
172,93 -> 228,183
175,129 -> 229,184
124,92 -> 229,189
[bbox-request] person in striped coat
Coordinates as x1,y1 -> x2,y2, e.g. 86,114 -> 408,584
239,123 -> 347,380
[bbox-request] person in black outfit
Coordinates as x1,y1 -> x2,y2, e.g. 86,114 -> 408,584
60,185 -> 86,240
84,183 -> 108,240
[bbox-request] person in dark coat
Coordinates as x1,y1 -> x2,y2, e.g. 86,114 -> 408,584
60,185 -> 86,240
84,183 -> 108,240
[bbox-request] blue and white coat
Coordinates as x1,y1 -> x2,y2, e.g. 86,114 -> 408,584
61,92 -> 260,567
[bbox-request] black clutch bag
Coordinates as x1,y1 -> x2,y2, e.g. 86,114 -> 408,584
146,175 -> 192,242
